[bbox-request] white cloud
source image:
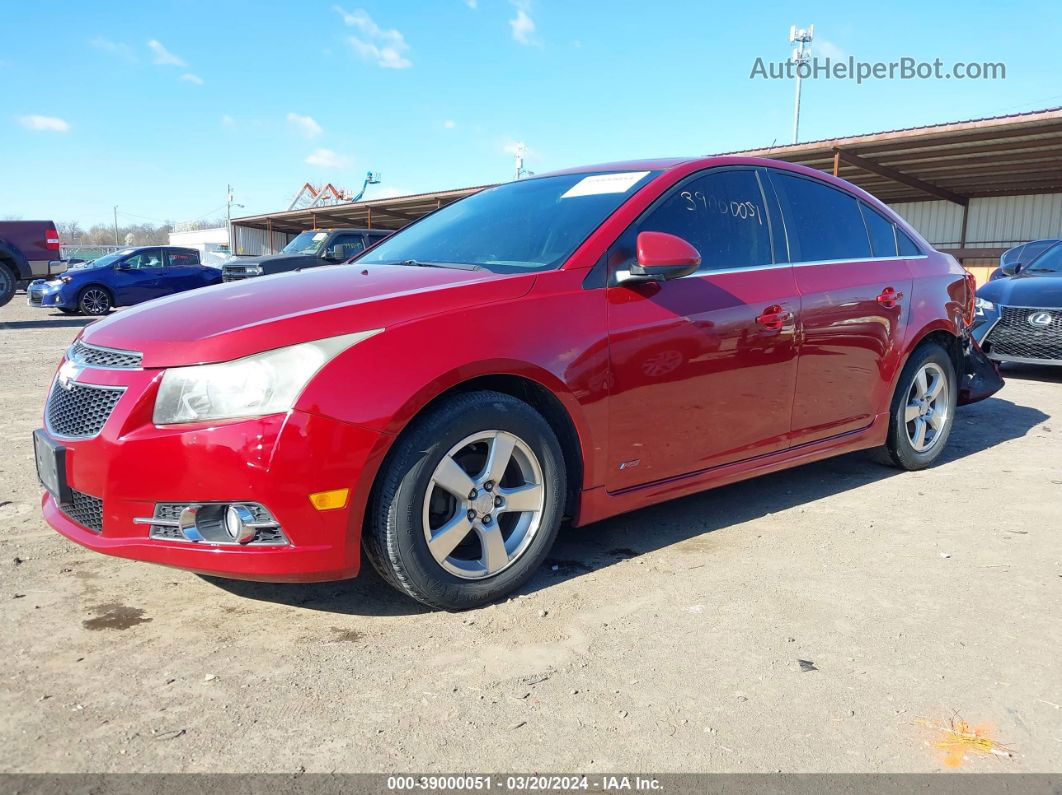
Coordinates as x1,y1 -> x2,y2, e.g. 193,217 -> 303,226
509,1 -> 538,45
89,36 -> 136,61
334,6 -> 412,68
443,119 -> 457,129
372,186 -> 411,199
464,0 -> 477,7
18,115 -> 70,132
287,112 -> 323,138
221,114 -> 236,128
180,73 -> 204,85
147,39 -> 186,67
305,148 -> 352,169
815,39 -> 847,61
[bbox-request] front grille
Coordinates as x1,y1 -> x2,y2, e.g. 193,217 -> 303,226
69,340 -> 142,369
46,383 -> 124,438
986,306 -> 1062,361
63,489 -> 103,534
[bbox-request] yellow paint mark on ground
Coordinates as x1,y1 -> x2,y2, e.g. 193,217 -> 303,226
917,716 -> 1014,768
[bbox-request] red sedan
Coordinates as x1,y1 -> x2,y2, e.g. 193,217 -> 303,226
35,157 -> 1000,609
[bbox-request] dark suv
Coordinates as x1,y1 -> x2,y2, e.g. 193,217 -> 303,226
222,228 -> 391,282
0,220 -> 67,307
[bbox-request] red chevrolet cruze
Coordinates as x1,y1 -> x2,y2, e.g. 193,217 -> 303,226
35,157 -> 1000,609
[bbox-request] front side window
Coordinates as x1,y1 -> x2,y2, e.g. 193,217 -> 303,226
328,234 -> 366,258
358,171 -> 658,273
860,203 -> 898,257
1020,239 -> 1058,266
634,169 -> 774,272
123,249 -> 163,269
771,172 -> 871,262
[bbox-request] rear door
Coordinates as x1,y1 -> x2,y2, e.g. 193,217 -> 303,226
163,248 -> 210,291
605,167 -> 800,491
767,170 -> 913,445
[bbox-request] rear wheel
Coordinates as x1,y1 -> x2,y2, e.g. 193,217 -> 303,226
0,263 -> 15,308
363,391 -> 566,610
871,342 -> 956,470
78,286 -> 112,316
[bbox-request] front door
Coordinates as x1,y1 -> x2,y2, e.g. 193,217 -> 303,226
605,168 -> 800,492
767,170 -> 913,444
110,248 -> 166,304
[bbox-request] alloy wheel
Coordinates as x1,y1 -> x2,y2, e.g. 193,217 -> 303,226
904,362 -> 949,453
81,289 -> 110,315
422,430 -> 545,580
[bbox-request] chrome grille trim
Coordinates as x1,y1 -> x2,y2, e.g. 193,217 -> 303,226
136,502 -> 289,546
68,340 -> 143,370
45,382 -> 125,439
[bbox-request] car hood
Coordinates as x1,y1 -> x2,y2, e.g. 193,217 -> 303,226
977,271 -> 1062,308
82,265 -> 533,367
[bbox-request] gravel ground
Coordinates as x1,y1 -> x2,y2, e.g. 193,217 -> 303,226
1,297 -> 1060,774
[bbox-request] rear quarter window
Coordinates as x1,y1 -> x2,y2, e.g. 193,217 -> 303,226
859,203 -> 898,257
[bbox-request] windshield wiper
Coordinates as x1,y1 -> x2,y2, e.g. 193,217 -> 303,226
375,259 -> 485,271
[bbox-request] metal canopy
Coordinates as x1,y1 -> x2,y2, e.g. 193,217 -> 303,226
231,185 -> 494,234
721,106 -> 1062,205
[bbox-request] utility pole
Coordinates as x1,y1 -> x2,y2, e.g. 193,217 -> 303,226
113,205 -> 119,245
789,24 -> 814,144
513,143 -> 532,180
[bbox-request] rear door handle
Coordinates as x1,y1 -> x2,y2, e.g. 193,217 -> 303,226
755,305 -> 793,331
877,287 -> 904,308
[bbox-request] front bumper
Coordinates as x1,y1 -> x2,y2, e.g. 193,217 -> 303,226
27,280 -> 75,309
38,366 -> 388,581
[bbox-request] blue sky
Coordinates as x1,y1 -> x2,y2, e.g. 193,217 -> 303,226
3,0 -> 1061,226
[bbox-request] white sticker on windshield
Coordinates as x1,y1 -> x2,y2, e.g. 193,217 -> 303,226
561,171 -> 650,198
312,232 -> 328,241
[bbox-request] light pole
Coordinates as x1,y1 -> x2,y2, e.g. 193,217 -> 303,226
113,205 -> 119,245
789,24 -> 814,144
226,185 -> 243,255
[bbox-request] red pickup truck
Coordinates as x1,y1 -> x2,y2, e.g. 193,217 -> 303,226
0,220 -> 68,307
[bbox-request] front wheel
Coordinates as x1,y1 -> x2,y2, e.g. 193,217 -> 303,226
78,287 -> 112,316
363,391 -> 566,610
871,342 -> 957,470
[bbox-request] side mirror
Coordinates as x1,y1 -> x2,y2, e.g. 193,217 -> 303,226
114,262 -> 131,270
324,244 -> 349,261
619,231 -> 701,283
1000,261 -> 1022,276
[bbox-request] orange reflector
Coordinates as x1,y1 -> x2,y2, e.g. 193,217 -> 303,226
309,489 -> 349,511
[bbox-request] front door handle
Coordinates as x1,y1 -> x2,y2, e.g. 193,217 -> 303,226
877,287 -> 904,308
755,305 -> 793,331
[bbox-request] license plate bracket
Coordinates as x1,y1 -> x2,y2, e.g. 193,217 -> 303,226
33,429 -> 72,506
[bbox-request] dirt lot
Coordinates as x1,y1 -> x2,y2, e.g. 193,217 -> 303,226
1,297 -> 1060,774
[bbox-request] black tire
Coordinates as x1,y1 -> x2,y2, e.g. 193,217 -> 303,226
363,390 -> 566,611
0,263 -> 16,308
871,342 -> 957,470
58,307 -> 80,315
77,286 -> 112,316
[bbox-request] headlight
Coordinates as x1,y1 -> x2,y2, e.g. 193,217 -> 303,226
152,329 -> 382,425
974,297 -> 995,316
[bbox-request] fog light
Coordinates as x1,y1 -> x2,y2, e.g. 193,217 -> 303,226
224,504 -> 258,543
309,488 -> 349,511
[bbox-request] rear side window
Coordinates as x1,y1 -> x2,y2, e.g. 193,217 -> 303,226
897,229 -> 922,256
637,169 -> 774,271
770,172 -> 871,262
166,250 -> 199,267
859,203 -> 897,257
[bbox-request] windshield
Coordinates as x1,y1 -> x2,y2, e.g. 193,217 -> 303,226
282,230 -> 330,255
1024,242 -> 1062,273
357,171 -> 658,273
83,250 -> 134,268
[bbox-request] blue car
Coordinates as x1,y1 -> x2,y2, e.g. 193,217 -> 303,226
27,246 -> 222,315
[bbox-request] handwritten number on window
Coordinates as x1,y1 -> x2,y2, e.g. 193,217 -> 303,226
680,191 -> 762,225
